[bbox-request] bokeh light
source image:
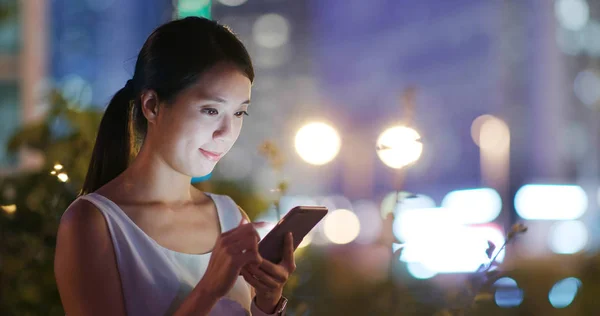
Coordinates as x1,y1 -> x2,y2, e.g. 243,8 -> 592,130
549,277 -> 582,308
406,262 -> 437,280
217,0 -> 248,6
470,114 -> 494,147
397,220 -> 505,273
555,0 -> 590,31
376,126 -> 422,169
57,173 -> 69,182
478,116 -> 510,153
1,204 -> 16,214
393,208 -> 453,242
295,122 -> 341,165
441,188 -> 502,224
177,0 -> 211,18
253,13 -> 290,48
323,209 -> 360,244
574,70 -> 600,107
494,277 -> 524,308
549,220 -> 588,254
297,232 -> 313,248
582,20 -> 600,56
515,184 -> 588,220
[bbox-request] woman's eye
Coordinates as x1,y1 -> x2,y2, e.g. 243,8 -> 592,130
201,108 -> 219,116
235,111 -> 249,117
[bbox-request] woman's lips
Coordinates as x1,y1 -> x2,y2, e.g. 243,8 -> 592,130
199,148 -> 223,161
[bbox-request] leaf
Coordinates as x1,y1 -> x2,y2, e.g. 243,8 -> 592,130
277,181 -> 289,194
7,123 -> 51,152
433,309 -> 454,316
474,292 -> 494,302
511,222 -> 528,234
485,241 -> 496,259
475,263 -> 486,273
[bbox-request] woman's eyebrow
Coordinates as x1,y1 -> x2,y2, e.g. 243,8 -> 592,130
202,96 -> 250,105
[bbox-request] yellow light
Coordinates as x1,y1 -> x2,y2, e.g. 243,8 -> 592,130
470,115 -> 494,147
50,170 -> 57,175
57,173 -> 69,182
479,117 -> 510,153
376,126 -> 422,169
297,232 -> 313,249
324,209 -> 360,244
54,164 -> 63,171
1,204 -> 16,214
294,122 -> 341,165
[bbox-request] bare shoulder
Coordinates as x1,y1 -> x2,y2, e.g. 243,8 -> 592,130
192,187 -> 250,222
55,197 -> 127,315
56,197 -> 117,253
59,197 -> 107,234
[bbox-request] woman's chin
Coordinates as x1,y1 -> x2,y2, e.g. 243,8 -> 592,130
190,165 -> 215,178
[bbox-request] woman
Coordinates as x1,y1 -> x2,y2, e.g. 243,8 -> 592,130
54,17 -> 293,315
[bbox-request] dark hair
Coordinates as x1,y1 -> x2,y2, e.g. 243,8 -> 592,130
80,17 -> 254,195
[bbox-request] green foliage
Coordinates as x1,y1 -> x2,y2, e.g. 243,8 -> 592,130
0,91 -> 97,315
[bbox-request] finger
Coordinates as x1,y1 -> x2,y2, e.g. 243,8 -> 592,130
241,269 -> 277,292
253,221 -> 269,229
281,232 -> 296,271
235,221 -> 264,238
256,260 -> 288,283
241,269 -> 265,291
235,226 -> 261,245
222,222 -> 261,242
247,266 -> 280,289
225,239 -> 250,255
238,248 -> 263,267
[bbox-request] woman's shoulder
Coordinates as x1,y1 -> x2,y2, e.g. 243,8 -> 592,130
60,195 -> 107,235
203,192 -> 250,223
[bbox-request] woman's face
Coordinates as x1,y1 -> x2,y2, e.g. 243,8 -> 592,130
150,62 -> 251,177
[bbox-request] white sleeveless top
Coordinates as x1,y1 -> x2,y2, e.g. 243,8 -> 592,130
68,192 -> 274,316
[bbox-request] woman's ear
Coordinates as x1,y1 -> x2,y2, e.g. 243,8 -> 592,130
140,90 -> 160,124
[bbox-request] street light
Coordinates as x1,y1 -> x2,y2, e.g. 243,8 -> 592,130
376,125 -> 423,169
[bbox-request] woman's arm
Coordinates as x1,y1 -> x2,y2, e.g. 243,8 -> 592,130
55,200 -> 220,316
54,199 -> 128,315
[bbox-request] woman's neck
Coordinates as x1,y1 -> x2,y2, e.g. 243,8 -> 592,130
108,145 -> 199,205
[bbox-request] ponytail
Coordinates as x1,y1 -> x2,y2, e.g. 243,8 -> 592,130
80,80 -> 135,195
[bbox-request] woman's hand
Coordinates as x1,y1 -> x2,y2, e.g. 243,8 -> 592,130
199,219 -> 265,299
241,232 -> 296,313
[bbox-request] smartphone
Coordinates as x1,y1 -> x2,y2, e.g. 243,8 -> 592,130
258,206 -> 328,263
